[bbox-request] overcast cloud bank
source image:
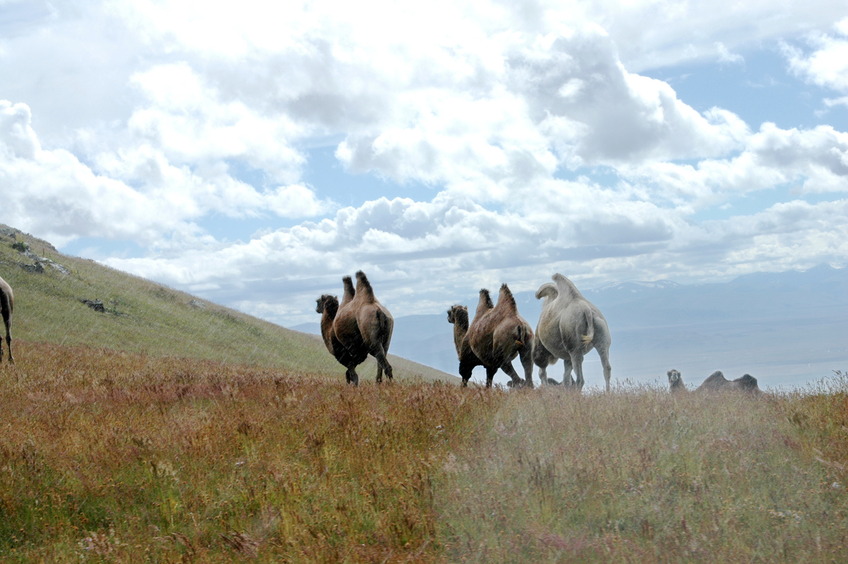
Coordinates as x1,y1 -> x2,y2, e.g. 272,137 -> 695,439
1,1 -> 847,328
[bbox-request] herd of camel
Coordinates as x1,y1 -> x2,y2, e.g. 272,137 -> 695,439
316,271 -> 760,393
0,271 -> 759,393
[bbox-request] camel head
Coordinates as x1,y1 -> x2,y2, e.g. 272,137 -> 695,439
535,282 -> 557,301
447,304 -> 469,328
667,369 -> 683,390
316,294 -> 339,316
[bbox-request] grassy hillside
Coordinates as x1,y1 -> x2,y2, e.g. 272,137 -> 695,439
0,225 -> 456,383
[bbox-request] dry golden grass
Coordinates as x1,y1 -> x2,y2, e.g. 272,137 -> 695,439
1,341 -> 847,562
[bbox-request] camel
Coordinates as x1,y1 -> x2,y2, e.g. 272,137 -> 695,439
316,294 -> 368,385
0,275 -> 12,364
534,274 -> 612,392
331,271 -> 394,384
447,304 -> 485,387
667,369 -> 685,392
695,370 -> 760,393
453,284 -> 534,388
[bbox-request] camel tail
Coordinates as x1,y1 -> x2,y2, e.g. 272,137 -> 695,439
580,309 -> 594,350
355,271 -> 376,303
376,308 -> 393,350
514,323 -> 530,348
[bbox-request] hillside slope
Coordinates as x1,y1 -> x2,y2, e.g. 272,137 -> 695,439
0,225 -> 456,383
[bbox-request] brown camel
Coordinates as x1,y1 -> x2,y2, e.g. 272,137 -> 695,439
447,304 -> 484,387
667,369 -> 685,392
695,370 -> 760,393
332,271 -> 394,384
461,284 -> 534,388
316,294 -> 368,385
0,275 -> 12,364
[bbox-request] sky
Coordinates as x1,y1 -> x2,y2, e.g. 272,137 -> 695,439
1,0 -> 847,328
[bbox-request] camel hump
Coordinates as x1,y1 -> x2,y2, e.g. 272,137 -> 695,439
340,275 -> 356,305
355,271 -> 376,303
496,283 -> 518,313
474,289 -> 494,319
552,273 -> 585,300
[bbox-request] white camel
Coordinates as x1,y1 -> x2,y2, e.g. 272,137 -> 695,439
534,273 -> 612,392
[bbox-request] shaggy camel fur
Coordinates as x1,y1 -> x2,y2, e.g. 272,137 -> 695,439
0,276 -> 12,364
695,370 -> 760,393
332,271 -> 394,384
458,284 -> 534,388
534,274 -> 612,392
316,294 -> 368,385
667,369 -> 685,392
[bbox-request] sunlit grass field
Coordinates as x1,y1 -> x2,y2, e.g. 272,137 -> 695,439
2,341 -> 847,562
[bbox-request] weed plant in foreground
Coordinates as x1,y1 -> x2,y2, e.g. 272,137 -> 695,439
1,341 -> 847,562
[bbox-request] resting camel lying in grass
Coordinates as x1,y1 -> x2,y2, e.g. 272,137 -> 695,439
449,284 -> 534,388
666,369 -> 760,394
695,370 -> 760,393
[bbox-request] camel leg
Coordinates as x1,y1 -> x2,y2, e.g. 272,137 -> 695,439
560,357 -> 574,387
371,345 -> 393,383
345,366 -> 359,386
459,358 -> 476,387
499,361 -> 525,388
538,362 -> 548,385
598,347 -> 612,393
1,320 -> 10,364
569,352 -> 585,391
519,341 -> 534,388
485,366 -> 498,388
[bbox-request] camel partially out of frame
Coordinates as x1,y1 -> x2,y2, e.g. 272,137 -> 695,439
449,284 -> 534,388
330,271 -> 394,385
0,275 -> 12,364
534,273 -> 612,392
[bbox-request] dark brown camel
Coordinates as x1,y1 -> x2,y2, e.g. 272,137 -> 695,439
461,284 -> 534,388
332,271 -> 394,384
316,294 -> 368,385
447,304 -> 484,387
695,370 -> 760,393
0,275 -> 12,364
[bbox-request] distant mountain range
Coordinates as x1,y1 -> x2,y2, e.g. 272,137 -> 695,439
293,265 -> 848,390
